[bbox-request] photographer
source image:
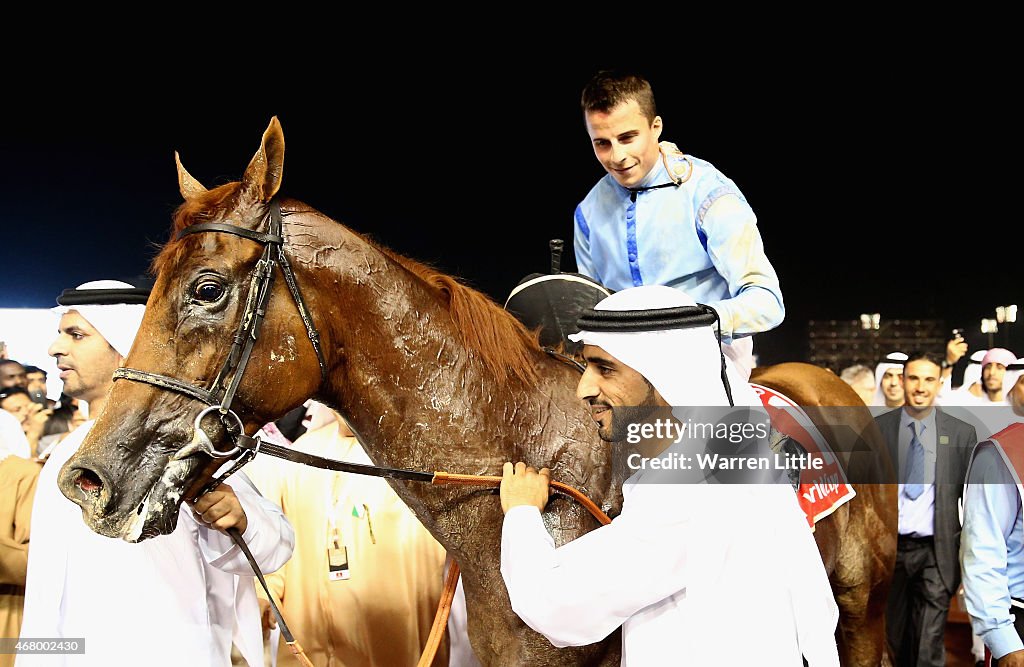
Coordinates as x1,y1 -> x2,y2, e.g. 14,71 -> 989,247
35,395 -> 86,461
0,386 -> 50,458
943,329 -> 969,386
22,365 -> 52,408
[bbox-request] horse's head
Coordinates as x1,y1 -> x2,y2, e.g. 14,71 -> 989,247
59,117 -> 325,541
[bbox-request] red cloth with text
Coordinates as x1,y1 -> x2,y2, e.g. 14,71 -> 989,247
752,383 -> 857,530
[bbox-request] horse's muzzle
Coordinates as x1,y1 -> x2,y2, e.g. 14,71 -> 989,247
57,457 -> 116,522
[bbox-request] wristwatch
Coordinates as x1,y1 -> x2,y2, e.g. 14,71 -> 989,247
941,360 -> 954,369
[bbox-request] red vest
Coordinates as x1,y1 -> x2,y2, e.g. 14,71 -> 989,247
976,422 -> 1024,495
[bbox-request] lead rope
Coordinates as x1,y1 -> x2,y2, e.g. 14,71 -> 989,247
226,526 -> 314,667
415,473 -> 613,667
228,471 -> 612,667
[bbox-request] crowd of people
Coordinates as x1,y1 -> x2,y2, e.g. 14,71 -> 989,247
2,67 -> 1023,667
1,279 -> 469,667
839,345 -> 1024,666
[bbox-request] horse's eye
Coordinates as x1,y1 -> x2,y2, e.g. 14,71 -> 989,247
193,280 -> 225,303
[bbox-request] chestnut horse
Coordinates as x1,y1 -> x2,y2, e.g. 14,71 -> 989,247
58,117 -> 895,666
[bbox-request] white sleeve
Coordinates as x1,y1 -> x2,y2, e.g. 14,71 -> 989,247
938,373 -> 953,398
780,491 -> 840,666
0,410 -> 31,459
500,493 -> 691,647
195,471 -> 295,575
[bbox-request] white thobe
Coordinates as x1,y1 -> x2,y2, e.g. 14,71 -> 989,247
0,410 -> 30,460
501,473 -> 839,666
17,421 -> 294,666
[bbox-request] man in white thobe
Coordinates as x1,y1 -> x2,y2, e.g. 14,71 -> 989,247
500,285 -> 840,665
17,280 -> 294,666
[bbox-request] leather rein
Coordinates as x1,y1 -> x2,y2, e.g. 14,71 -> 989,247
111,199 -> 611,666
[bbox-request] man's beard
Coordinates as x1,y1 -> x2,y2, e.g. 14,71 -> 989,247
599,383 -> 661,443
61,378 -> 85,402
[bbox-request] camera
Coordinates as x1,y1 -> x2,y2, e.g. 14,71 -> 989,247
952,328 -> 964,340
29,388 -> 49,407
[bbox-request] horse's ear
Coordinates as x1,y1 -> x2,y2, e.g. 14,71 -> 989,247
241,116 -> 285,204
175,151 -> 208,201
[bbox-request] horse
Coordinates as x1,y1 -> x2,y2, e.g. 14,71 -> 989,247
57,117 -> 896,666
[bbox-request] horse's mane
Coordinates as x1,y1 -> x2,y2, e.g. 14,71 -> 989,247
151,185 -> 543,388
374,244 -> 543,387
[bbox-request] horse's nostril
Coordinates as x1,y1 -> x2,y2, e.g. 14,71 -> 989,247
75,469 -> 104,494
58,463 -> 114,518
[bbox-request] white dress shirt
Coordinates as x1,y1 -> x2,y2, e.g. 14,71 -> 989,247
898,410 -> 938,537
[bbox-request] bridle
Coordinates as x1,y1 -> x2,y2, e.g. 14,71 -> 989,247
108,198 -> 339,664
112,199 -> 327,470
106,198 -> 613,666
112,199 -> 437,487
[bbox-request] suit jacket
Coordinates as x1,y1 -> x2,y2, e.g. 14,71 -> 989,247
876,407 -> 977,594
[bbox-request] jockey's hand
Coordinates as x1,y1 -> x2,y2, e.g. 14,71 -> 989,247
500,461 -> 551,514
189,483 -> 248,534
258,596 -> 277,637
999,650 -> 1024,667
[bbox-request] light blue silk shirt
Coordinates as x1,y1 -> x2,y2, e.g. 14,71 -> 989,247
573,147 -> 784,343
961,440 -> 1024,659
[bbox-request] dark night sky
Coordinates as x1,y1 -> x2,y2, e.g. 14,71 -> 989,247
1,52 -> 1017,365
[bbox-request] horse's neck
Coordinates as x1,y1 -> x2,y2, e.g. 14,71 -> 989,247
296,221 -> 514,472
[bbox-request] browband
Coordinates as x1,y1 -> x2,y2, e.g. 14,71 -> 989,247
177,222 -> 283,245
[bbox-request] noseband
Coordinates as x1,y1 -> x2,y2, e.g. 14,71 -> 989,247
112,199 -> 327,464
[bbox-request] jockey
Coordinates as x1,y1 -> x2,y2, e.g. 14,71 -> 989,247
573,70 -> 784,380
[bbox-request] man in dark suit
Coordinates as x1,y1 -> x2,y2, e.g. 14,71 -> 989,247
878,350 -> 977,666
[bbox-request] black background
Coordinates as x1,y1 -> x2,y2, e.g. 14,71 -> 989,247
1,50 -> 1016,365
